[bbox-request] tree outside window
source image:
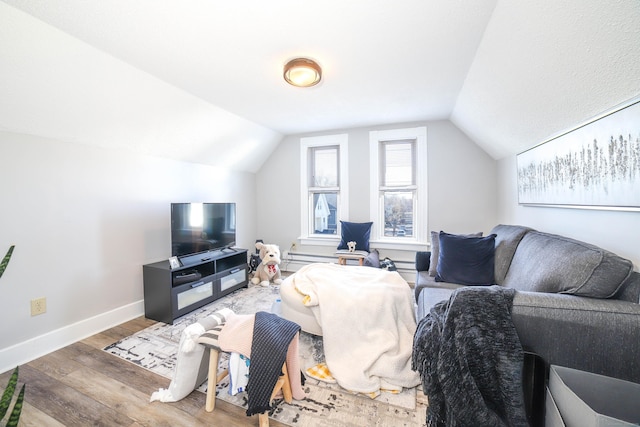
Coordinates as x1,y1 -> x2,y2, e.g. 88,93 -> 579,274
369,127 -> 426,247
380,141 -> 416,238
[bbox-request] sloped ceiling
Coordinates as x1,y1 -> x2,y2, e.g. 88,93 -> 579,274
453,0 -> 640,158
1,0 -> 639,172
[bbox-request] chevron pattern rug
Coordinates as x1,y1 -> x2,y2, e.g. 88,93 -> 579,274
104,283 -> 427,426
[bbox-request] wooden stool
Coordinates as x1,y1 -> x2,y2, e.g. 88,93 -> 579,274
337,253 -> 366,266
204,345 -> 292,426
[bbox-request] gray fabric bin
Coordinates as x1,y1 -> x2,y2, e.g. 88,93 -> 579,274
545,387 -> 566,427
548,365 -> 640,427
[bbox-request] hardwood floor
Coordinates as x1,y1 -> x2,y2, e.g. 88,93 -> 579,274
1,316 -> 287,427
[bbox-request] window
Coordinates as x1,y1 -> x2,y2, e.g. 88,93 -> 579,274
300,134 -> 349,244
380,140 -> 415,237
370,127 -> 427,248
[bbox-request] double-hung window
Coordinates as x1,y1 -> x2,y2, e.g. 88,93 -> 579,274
370,127 -> 427,248
300,134 -> 349,244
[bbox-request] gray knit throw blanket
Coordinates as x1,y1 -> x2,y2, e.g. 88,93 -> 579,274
246,311 -> 300,417
412,286 -> 529,427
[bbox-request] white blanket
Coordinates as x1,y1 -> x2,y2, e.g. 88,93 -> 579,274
292,263 -> 420,394
150,308 -> 234,403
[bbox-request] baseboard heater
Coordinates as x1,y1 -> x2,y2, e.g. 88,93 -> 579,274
282,251 -> 416,285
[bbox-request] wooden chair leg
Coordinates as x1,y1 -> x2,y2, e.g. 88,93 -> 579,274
206,355 -> 291,427
205,349 -> 219,412
258,413 -> 270,427
205,349 -> 229,412
270,377 -> 286,403
260,362 -> 291,426
280,362 -> 293,404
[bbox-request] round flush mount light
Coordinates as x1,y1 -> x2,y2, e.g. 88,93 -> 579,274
283,57 -> 322,87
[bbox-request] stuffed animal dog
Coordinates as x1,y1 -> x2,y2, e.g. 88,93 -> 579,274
250,242 -> 283,287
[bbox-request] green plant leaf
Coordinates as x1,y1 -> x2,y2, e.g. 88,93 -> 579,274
0,246 -> 15,280
0,366 -> 18,420
5,384 -> 24,427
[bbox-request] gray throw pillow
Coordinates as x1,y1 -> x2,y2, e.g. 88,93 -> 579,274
429,230 -> 483,276
364,249 -> 380,268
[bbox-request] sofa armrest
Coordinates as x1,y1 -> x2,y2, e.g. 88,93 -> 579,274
415,251 -> 431,272
512,291 -> 640,384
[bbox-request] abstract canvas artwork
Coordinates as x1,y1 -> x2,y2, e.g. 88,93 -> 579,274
517,97 -> 640,210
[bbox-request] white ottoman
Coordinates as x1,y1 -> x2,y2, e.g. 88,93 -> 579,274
279,274 -> 323,336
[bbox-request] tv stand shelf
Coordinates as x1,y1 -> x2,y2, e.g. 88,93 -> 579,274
143,248 -> 248,324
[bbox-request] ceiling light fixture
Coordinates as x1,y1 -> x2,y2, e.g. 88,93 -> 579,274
283,57 -> 322,87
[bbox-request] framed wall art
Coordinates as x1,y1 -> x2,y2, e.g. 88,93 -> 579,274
517,96 -> 640,210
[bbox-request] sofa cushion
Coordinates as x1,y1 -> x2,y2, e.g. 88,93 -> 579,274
435,232 -> 497,286
417,285 -> 458,319
414,271 -> 463,301
490,224 -> 534,285
503,231 -> 633,298
429,230 -> 482,276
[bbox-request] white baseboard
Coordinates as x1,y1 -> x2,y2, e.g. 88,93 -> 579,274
0,300 -> 145,374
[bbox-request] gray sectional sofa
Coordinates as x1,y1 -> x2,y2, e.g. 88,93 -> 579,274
415,224 -> 640,384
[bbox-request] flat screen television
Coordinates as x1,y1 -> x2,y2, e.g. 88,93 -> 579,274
171,202 -> 236,258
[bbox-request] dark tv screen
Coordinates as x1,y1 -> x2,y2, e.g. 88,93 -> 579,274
171,202 -> 236,257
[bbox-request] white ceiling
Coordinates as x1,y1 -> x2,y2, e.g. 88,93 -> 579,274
1,0 -> 639,172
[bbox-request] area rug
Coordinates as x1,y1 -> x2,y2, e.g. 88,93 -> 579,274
104,284 -> 427,426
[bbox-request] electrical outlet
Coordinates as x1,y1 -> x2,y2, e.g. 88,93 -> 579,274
31,297 -> 46,316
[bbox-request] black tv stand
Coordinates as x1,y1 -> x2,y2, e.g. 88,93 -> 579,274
143,248 -> 248,324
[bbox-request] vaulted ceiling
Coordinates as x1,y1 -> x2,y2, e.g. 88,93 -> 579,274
1,0 -> 639,172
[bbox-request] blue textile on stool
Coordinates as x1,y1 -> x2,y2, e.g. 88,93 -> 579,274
246,312 -> 300,417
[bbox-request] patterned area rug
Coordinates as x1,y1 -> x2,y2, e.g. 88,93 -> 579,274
104,283 -> 427,426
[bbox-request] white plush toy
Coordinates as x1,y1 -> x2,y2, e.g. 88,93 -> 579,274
347,241 -> 357,253
250,242 -> 283,287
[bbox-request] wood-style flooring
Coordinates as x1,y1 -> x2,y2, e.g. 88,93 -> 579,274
0,316 -> 287,427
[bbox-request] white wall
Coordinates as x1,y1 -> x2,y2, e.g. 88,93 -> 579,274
256,120 -> 498,262
426,120 -> 498,234
497,156 -> 640,268
0,131 -> 256,372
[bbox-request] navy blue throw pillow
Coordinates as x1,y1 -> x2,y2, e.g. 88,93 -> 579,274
337,221 -> 373,252
435,231 -> 496,286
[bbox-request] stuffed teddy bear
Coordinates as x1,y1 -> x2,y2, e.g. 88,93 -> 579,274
250,242 -> 283,287
347,241 -> 357,253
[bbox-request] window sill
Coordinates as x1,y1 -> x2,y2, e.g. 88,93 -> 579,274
369,239 -> 429,252
299,236 -> 340,247
299,236 -> 429,252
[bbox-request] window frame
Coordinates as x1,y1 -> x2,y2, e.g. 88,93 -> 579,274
300,134 -> 349,246
369,127 -> 427,250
